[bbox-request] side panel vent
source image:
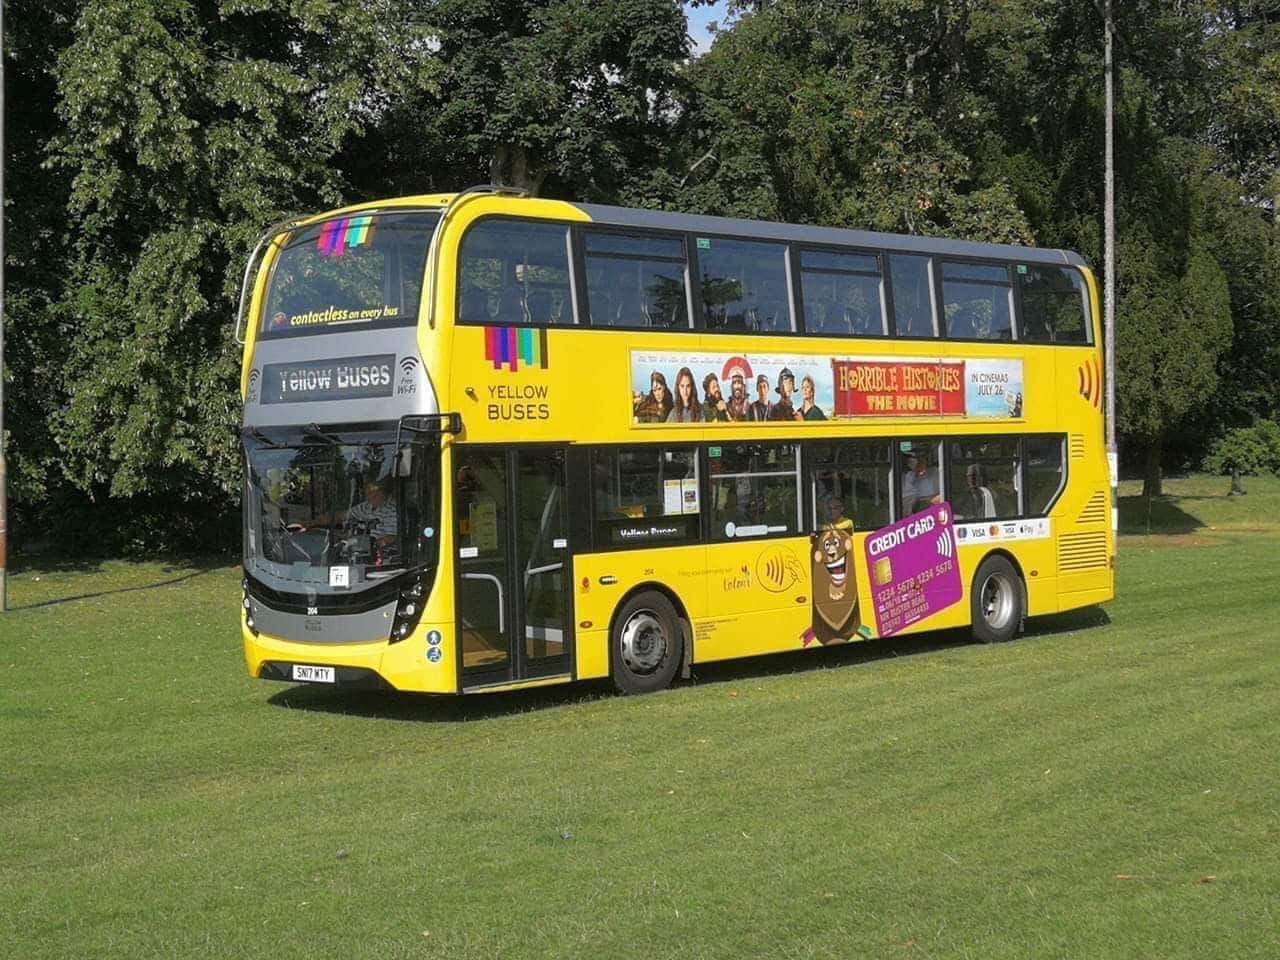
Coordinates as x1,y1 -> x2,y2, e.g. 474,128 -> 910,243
1077,491 -> 1107,525
1070,434 -> 1086,460
1059,532 -> 1109,572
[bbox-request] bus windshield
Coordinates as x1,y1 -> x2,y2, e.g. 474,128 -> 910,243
258,210 -> 439,338
243,427 -> 440,592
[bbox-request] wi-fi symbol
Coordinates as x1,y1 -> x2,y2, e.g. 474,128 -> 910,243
936,532 -> 953,558
248,369 -> 260,388
399,356 -> 420,377
1078,358 -> 1101,409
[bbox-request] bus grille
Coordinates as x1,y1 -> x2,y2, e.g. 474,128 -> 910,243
1077,491 -> 1107,525
1070,434 -> 1086,460
1059,532 -> 1109,571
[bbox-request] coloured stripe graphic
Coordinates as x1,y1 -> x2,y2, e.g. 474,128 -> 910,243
316,215 -> 375,257
484,326 -> 549,372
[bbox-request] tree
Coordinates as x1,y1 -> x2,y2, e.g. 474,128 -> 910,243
44,0 -> 435,548
372,0 -> 691,199
1115,142 -> 1233,496
674,0 -> 1032,241
4,0 -> 78,529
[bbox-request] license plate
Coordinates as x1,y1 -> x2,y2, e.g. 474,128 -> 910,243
291,664 -> 335,683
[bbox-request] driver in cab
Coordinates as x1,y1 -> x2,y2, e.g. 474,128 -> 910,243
294,477 -> 398,547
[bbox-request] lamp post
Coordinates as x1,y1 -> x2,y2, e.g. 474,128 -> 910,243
0,0 -> 9,611
1104,0 -> 1118,538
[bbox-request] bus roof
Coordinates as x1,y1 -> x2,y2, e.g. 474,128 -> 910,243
570,201 -> 1088,268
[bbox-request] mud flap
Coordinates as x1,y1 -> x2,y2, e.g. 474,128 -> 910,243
680,619 -> 693,680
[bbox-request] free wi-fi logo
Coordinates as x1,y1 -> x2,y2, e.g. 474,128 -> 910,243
396,355 -> 420,397
1078,357 -> 1102,409
246,368 -> 260,402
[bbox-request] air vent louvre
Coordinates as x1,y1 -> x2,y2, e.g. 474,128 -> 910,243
1059,532 -> 1108,571
1070,434 -> 1086,460
1077,491 -> 1107,525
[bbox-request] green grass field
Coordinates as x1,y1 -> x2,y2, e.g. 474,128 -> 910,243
4,476 -> 1279,958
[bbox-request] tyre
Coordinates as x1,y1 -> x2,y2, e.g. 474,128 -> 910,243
970,554 -> 1024,644
610,590 -> 682,695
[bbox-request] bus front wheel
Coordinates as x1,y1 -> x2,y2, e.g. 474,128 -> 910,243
611,591 -> 682,695
970,555 -> 1024,644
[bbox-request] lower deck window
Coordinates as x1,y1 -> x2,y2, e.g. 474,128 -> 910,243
808,441 -> 893,531
708,443 -> 799,540
946,438 -> 1021,520
1023,436 -> 1066,514
591,447 -> 700,547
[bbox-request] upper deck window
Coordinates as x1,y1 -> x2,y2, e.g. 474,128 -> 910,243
888,254 -> 937,339
458,219 -> 574,325
259,211 -> 437,339
583,230 -> 689,328
798,248 -> 885,336
940,261 -> 1014,340
697,237 -> 793,333
1019,265 -> 1090,344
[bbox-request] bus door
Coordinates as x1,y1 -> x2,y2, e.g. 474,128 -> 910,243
455,447 -> 573,686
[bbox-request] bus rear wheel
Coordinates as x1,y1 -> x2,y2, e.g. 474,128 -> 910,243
611,591 -> 682,695
970,555 -> 1024,644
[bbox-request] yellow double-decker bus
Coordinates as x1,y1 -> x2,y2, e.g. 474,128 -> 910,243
237,187 -> 1113,695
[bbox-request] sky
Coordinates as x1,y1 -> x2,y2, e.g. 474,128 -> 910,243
686,0 -> 730,55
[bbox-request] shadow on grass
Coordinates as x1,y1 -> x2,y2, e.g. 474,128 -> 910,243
11,562 -> 223,611
1117,494 -> 1204,535
266,604 -> 1111,723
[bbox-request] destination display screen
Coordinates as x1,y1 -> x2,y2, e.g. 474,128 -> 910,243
260,355 -> 396,404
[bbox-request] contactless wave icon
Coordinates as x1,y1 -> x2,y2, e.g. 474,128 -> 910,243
936,532 -> 954,558
1078,357 -> 1102,409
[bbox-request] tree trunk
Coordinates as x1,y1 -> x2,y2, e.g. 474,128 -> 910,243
489,142 -> 547,196
1142,435 -> 1163,499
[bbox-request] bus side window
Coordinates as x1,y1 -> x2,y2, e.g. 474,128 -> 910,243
1023,436 -> 1066,514
798,249 -> 884,337
583,231 -> 689,330
888,254 -> 937,338
458,218 -> 573,325
1020,266 -> 1090,344
708,443 -> 799,540
940,262 -> 1014,341
946,438 -> 1021,519
699,238 -> 793,333
591,447 -> 700,548
807,440 -> 892,531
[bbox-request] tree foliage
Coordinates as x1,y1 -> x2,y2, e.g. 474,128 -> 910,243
4,0 -> 1280,550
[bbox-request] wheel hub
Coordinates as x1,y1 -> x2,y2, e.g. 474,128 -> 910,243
981,573 -> 1016,631
619,610 -> 668,675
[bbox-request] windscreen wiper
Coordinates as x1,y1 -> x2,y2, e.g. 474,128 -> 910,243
246,426 -> 283,449
304,422 -> 342,445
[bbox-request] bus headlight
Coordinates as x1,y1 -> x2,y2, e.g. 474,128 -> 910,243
243,578 -> 259,636
390,576 -> 427,644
